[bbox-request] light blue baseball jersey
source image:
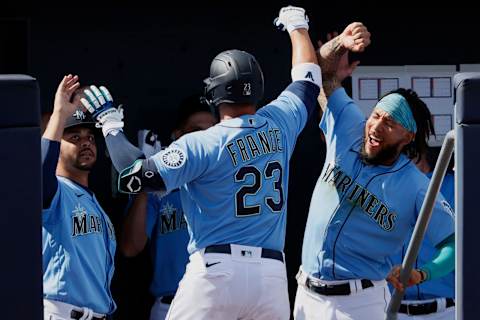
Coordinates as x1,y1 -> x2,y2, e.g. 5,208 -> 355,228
145,190 -> 189,297
301,88 -> 455,281
151,86 -> 313,253
390,172 -> 455,299
43,176 -> 116,314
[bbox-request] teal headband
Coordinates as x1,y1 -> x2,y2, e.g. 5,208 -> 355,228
375,93 -> 417,133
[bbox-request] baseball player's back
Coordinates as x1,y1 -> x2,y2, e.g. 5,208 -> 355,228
153,82 -> 315,320
82,6 -> 320,319
156,96 -> 306,253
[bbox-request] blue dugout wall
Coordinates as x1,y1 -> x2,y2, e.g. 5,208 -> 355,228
0,75 -> 42,319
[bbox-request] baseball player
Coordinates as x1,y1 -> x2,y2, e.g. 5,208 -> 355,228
42,75 -> 116,320
120,95 -> 216,320
293,26 -> 455,320
388,148 -> 455,319
81,6 -> 320,319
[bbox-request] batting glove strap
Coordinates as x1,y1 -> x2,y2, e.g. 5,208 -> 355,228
95,105 -> 124,137
100,120 -> 124,137
274,6 -> 309,33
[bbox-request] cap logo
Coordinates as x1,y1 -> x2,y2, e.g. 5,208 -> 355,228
72,109 -> 86,121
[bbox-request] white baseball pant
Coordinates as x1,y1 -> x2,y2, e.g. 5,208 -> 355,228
166,244 -> 290,320
293,267 -> 391,320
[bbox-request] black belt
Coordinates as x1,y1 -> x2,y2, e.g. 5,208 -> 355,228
70,310 -> 107,320
399,298 -> 455,315
160,295 -> 174,304
306,277 -> 373,296
204,244 -> 284,263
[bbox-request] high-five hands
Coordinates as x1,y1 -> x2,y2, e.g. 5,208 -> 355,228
80,85 -> 124,137
339,22 -> 371,52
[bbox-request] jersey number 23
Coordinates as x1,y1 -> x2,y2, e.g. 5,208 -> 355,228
234,161 -> 284,217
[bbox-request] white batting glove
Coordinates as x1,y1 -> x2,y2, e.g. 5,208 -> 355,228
274,6 -> 309,33
80,85 -> 124,137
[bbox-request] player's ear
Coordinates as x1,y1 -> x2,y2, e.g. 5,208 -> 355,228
400,130 -> 415,144
404,131 -> 414,143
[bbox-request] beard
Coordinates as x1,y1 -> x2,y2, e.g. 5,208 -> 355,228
361,139 -> 401,166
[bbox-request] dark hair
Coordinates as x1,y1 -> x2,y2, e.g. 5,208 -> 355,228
174,94 -> 212,130
384,88 -> 435,161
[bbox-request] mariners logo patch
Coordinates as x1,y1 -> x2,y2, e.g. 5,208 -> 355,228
161,147 -> 186,168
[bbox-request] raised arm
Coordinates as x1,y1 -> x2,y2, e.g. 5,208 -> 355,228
272,6 -> 321,120
274,6 -> 318,67
43,75 -> 80,142
317,23 -> 371,110
42,75 -> 80,208
81,86 -> 165,195
289,29 -> 317,67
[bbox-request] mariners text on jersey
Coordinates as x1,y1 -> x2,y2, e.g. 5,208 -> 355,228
322,161 -> 396,231
71,205 -> 103,237
158,201 -> 188,234
226,128 -> 283,166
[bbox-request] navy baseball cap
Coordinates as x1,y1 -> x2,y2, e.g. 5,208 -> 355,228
64,108 -> 96,130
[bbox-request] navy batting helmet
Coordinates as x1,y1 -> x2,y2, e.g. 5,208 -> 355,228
203,49 -> 264,109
